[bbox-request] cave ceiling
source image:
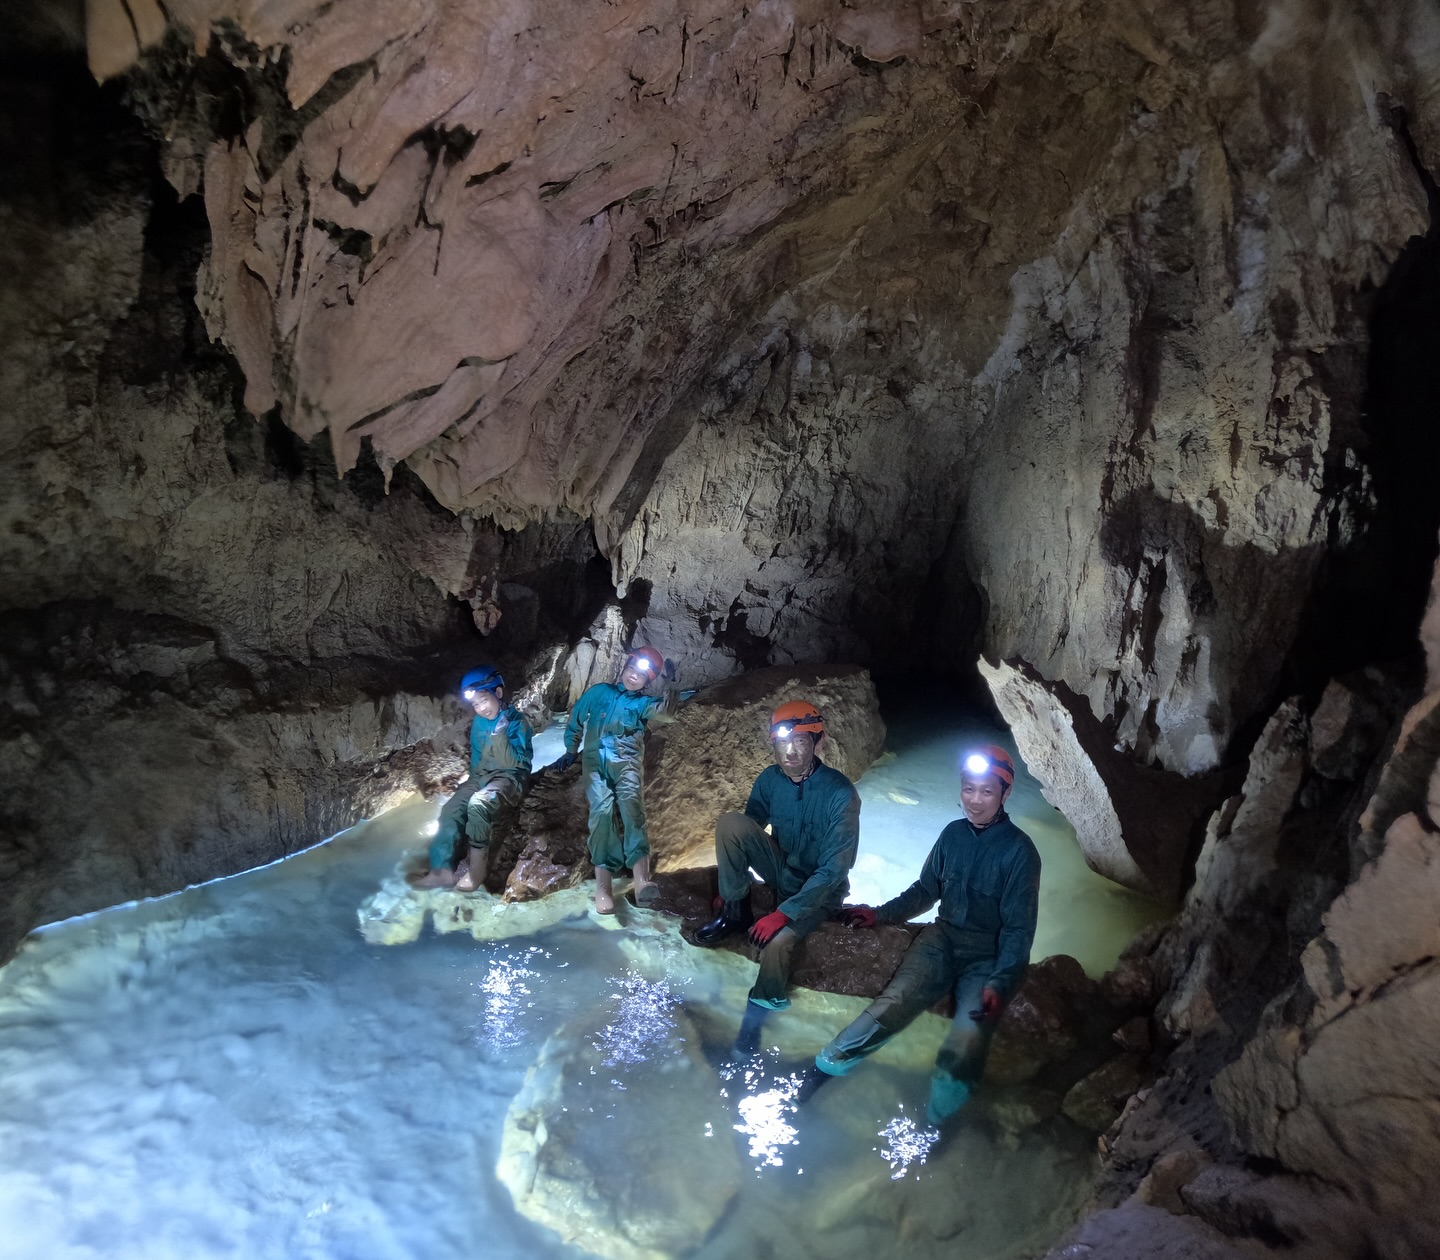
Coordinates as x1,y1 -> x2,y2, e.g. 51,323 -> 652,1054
88,0 -> 1440,789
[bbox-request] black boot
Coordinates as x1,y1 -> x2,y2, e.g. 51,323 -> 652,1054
794,1062 -> 833,1105
731,1000 -> 769,1058
695,898 -> 753,944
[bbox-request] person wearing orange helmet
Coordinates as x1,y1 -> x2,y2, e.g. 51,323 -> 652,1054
800,744 -> 1041,1127
552,645 -> 680,913
695,700 -> 861,1053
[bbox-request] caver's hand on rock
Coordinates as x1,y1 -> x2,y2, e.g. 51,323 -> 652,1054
839,905 -> 877,929
547,750 -> 578,774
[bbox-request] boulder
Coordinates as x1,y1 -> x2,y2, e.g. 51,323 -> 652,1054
497,1004 -> 743,1260
985,955 -> 1094,1086
1062,1054 -> 1155,1133
643,663 -> 886,870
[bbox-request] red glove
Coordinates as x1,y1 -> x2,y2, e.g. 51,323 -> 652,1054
749,910 -> 790,946
977,987 -> 1004,1022
839,906 -> 877,929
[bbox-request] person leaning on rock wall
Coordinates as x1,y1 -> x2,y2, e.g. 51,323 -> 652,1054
797,745 -> 1041,1128
548,645 -> 681,914
409,667 -> 534,892
695,702 -> 861,1057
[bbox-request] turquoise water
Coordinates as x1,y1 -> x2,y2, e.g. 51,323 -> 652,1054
0,706 -> 1159,1260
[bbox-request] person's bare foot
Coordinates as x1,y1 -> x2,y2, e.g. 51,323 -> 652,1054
407,867 -> 456,889
594,868 -> 615,915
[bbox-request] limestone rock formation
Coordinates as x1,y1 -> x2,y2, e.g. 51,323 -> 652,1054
497,1003 -> 743,1260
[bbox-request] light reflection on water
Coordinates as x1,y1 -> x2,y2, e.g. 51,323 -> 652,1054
473,946 -> 547,1052
590,970 -> 682,1067
876,1108 -> 940,1180
0,699 -> 1146,1260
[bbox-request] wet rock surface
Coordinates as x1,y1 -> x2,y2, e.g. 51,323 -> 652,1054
497,1005 -> 743,1260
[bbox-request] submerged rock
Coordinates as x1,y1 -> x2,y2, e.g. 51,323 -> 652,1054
496,1005 -> 743,1260
1061,1054 -> 1154,1133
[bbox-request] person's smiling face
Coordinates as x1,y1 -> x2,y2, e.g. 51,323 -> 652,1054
469,688 -> 502,719
959,770 -> 1007,828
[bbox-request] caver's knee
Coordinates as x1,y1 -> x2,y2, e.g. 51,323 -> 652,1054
715,811 -> 755,846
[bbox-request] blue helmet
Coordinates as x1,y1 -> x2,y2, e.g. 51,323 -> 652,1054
460,667 -> 504,699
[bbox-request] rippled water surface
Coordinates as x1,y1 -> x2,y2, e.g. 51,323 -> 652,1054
0,709 -> 1163,1260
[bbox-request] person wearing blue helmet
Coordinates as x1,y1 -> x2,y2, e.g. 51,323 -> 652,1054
409,667 -> 533,891
800,744 -> 1041,1127
550,646 -> 680,913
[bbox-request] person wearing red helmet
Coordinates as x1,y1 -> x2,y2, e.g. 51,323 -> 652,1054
800,743 -> 1041,1126
695,700 -> 861,1054
552,645 -> 680,913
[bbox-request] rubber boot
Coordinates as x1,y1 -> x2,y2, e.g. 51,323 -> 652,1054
794,1062 -> 835,1105
731,1001 -> 769,1059
631,856 -> 660,906
696,898 -> 754,944
594,867 -> 616,915
454,845 -> 489,892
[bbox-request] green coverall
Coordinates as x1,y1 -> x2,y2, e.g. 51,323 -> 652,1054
814,809 -> 1040,1125
717,760 -> 861,1009
564,681 -> 677,873
429,706 -> 533,870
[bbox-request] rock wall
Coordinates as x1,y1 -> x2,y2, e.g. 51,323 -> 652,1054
83,0 -> 1440,896
0,37 -> 613,956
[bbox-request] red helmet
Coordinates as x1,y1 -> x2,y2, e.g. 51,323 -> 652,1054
961,744 -> 1015,787
624,646 -> 665,678
770,701 -> 825,741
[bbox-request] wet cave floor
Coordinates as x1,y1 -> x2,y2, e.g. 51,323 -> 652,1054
0,704 -> 1168,1260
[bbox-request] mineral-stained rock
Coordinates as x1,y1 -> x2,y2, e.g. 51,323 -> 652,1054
985,955 -> 1094,1087
979,658 -> 1220,900
1062,1054 -> 1155,1133
497,1005 -> 743,1260
643,663 -> 886,869
1215,806 -> 1440,1246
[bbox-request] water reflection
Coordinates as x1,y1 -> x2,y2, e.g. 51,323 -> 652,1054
720,1056 -> 807,1171
876,1108 -> 940,1180
590,970 -> 681,1067
473,946 -> 548,1052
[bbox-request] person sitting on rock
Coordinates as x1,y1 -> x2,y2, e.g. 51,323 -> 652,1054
800,744 -> 1041,1127
409,666 -> 533,892
550,646 -> 679,914
695,701 -> 861,1056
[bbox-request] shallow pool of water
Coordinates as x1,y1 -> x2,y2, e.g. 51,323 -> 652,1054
0,705 -> 1162,1260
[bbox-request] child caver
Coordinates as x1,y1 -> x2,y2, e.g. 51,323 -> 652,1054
553,646 -> 679,913
409,667 -> 533,891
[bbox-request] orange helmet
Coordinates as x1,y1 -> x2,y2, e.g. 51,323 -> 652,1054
624,646 -> 665,679
770,701 -> 825,741
961,744 -> 1015,787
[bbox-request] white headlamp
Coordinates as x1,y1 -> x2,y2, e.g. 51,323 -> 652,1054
964,753 -> 991,776
774,723 -> 794,739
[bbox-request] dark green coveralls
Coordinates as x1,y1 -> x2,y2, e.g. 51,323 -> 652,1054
716,761 -> 861,1009
428,707 -> 533,870
564,681 -> 677,872
814,809 -> 1040,1125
